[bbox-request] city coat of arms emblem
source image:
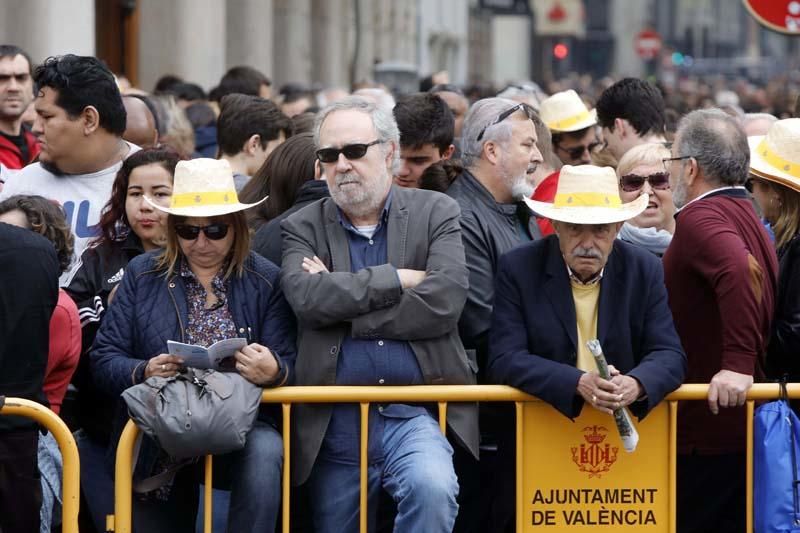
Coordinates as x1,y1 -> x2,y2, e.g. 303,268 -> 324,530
571,425 -> 618,478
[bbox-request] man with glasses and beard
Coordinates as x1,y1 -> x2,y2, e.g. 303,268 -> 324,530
280,96 -> 477,532
0,54 -> 138,284
663,109 -> 778,533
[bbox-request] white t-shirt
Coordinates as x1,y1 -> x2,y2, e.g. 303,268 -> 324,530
0,142 -> 140,285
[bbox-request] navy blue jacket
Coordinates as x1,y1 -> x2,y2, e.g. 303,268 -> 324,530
91,250 -> 296,399
487,236 -> 686,419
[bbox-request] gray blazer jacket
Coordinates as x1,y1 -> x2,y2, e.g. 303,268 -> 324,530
280,185 -> 479,485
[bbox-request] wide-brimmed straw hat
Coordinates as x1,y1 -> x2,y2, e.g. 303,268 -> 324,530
145,158 -> 267,217
524,165 -> 648,224
538,89 -> 597,133
748,118 -> 800,194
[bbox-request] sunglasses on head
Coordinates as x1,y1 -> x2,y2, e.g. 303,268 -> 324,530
476,103 -> 536,142
174,223 -> 230,241
316,139 -> 383,163
619,171 -> 671,192
556,141 -> 603,161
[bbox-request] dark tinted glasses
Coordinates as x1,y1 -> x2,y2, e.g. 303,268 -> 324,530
556,141 -> 603,161
619,171 -> 671,192
174,223 -> 230,241
476,103 -> 536,141
316,139 -> 383,163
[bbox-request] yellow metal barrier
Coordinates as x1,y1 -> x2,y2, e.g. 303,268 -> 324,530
0,396 -> 81,533
109,383 -> 800,532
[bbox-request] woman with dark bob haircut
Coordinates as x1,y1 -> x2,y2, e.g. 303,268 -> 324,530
63,147 -> 180,533
246,132 -> 330,265
91,158 -> 296,531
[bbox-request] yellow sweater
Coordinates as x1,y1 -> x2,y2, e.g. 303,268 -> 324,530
571,279 -> 601,372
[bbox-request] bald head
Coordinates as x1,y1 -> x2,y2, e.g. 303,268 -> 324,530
122,96 -> 158,148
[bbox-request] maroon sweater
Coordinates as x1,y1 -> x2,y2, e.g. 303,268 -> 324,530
663,189 -> 777,454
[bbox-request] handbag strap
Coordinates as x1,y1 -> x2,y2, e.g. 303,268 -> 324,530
129,432 -> 193,494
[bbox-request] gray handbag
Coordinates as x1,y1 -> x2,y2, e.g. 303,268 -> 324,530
122,368 -> 263,460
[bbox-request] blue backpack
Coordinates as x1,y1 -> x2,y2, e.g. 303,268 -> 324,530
754,381 -> 800,532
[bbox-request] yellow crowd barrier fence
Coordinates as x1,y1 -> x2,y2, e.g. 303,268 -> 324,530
0,396 -> 80,533
108,383 -> 800,533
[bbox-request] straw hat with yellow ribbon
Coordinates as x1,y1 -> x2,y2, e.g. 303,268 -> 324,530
748,118 -> 800,194
145,158 -> 267,217
538,89 -> 597,133
524,165 -> 648,225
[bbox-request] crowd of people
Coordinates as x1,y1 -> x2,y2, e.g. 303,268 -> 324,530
0,42 -> 798,533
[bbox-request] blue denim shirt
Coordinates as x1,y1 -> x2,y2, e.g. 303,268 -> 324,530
320,193 -> 427,465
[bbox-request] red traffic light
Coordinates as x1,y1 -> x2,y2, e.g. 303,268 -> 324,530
553,43 -> 569,60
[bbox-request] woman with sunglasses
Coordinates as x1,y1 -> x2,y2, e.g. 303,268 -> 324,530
91,158 -> 295,532
747,119 -> 800,381
63,147 -> 181,532
615,143 -> 675,256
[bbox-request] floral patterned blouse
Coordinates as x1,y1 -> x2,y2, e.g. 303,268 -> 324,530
179,260 -> 237,347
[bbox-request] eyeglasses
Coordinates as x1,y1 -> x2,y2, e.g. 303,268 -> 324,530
476,103 -> 536,142
316,140 -> 383,163
619,171 -> 671,192
556,141 -> 603,161
661,155 -> 696,172
174,223 -> 230,241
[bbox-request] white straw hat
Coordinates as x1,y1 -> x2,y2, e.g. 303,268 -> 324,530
748,118 -> 800,194
538,90 -> 597,133
145,158 -> 267,217
524,165 -> 648,224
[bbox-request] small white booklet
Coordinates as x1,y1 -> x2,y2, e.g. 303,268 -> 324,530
167,337 -> 247,371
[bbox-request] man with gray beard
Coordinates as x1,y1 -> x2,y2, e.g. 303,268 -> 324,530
280,96 -> 478,532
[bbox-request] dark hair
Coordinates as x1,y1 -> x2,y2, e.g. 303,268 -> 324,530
393,93 -> 454,153
170,82 -> 207,102
153,74 -> 184,94
240,132 -> 317,229
291,111 -> 316,134
0,195 -> 74,273
217,94 -> 293,156
418,159 -> 462,193
0,45 -> 33,75
595,78 -> 665,137
213,66 -> 271,101
551,126 -> 593,146
34,54 -> 126,135
419,74 -> 435,93
185,102 -> 216,129
96,147 -> 182,246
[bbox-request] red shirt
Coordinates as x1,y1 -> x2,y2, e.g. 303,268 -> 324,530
663,189 -> 778,454
0,128 -> 40,169
45,289 -> 81,414
531,170 -> 559,236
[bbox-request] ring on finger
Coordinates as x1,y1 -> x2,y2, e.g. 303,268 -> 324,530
160,364 -> 166,371
591,394 -> 597,404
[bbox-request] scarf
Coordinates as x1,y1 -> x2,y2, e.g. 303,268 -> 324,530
617,222 -> 673,256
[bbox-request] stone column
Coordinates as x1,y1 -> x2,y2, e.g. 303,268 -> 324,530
138,0 -> 226,91
273,0 -> 312,86
226,0 -> 274,78
0,0 -> 95,63
351,0 -> 375,84
311,0 -> 348,89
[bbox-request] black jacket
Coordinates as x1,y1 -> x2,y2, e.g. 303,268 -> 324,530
0,223 -> 59,431
252,179 -> 330,266
446,170 -> 541,375
767,234 -> 800,379
64,233 -> 144,442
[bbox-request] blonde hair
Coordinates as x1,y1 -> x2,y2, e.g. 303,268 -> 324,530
769,182 -> 800,251
156,211 -> 251,279
616,143 -> 671,177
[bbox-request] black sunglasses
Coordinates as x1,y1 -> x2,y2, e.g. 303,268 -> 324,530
476,103 -> 536,142
556,141 -> 603,161
174,223 -> 230,241
619,171 -> 671,192
316,139 -> 383,163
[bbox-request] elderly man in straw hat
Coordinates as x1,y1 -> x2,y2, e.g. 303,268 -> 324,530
663,108 -> 778,533
485,164 -> 686,531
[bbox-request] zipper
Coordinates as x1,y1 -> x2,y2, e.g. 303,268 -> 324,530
167,276 -> 186,342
